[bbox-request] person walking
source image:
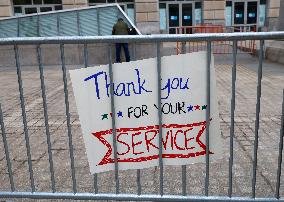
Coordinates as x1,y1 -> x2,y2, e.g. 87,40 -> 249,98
112,18 -> 130,63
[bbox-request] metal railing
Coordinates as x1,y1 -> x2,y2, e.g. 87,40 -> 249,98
0,32 -> 284,201
175,25 -> 257,54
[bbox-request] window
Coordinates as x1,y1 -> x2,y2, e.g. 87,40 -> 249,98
259,0 -> 266,27
159,1 -> 202,33
13,0 -> 32,5
44,0 -> 62,4
159,3 -> 166,31
195,2 -> 202,25
89,0 -> 135,23
40,7 -> 53,12
225,1 -> 232,26
89,0 -> 106,3
14,7 -> 23,16
25,7 -> 37,14
226,0 -> 267,28
13,0 -> 62,16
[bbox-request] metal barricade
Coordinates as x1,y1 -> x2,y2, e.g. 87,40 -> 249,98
0,32 -> 284,201
176,25 -> 257,55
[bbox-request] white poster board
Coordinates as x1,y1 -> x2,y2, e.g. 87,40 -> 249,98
70,52 -> 223,174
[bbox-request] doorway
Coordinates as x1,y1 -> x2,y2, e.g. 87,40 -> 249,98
233,1 -> 258,30
168,3 -> 193,34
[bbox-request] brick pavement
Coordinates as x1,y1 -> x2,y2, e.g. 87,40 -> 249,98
0,52 -> 284,201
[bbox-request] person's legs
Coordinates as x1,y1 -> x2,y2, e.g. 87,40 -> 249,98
122,43 -> 130,62
116,43 -> 122,63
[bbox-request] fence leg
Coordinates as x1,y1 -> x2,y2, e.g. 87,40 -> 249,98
205,41 -> 212,196
14,45 -> 35,192
156,42 -> 164,196
0,103 -> 15,192
275,89 -> 284,199
228,40 -> 237,197
36,45 -> 56,192
60,44 -> 77,193
251,40 -> 264,198
108,44 -> 120,194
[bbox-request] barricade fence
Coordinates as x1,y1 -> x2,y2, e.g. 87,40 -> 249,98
0,32 -> 284,201
176,25 -> 257,55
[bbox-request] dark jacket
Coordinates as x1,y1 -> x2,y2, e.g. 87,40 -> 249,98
112,20 -> 129,35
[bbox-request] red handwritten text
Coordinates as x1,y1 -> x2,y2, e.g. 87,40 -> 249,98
92,121 -> 213,166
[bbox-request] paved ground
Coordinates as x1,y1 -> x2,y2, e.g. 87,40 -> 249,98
0,46 -> 284,201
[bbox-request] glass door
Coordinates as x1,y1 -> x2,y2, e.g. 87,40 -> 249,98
168,4 -> 179,34
233,1 -> 258,31
247,1 -> 257,24
234,2 -> 245,25
182,3 -> 192,33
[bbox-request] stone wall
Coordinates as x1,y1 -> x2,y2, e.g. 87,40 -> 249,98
0,0 -> 12,18
203,0 -> 225,25
267,0 -> 280,31
62,0 -> 88,10
135,0 -> 160,34
278,0 -> 284,31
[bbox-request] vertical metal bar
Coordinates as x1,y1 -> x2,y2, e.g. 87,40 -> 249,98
76,10 -> 81,36
108,44 -> 119,194
133,42 -> 137,61
0,22 -> 2,38
137,169 -> 141,195
56,14 -> 60,36
0,103 -> 15,191
156,42 -> 164,196
83,43 -> 88,68
97,9 -> 101,36
60,44 -> 77,193
14,45 -> 35,192
37,14 -> 40,37
83,41 -> 99,193
176,42 -> 179,55
36,45 -> 56,193
93,173 -> 98,194
275,89 -> 284,199
131,42 -> 136,61
252,40 -> 264,198
181,41 -> 186,196
17,18 -> 20,37
132,45 -> 141,196
83,42 -> 98,193
205,41 -> 211,196
181,41 -> 186,54
228,40 -> 237,197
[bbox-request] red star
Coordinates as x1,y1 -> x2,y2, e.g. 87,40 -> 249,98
194,105 -> 200,110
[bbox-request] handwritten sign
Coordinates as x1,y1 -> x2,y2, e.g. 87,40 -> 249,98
70,52 -> 223,174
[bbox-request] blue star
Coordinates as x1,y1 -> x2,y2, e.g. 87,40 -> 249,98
117,111 -> 123,117
187,105 -> 194,112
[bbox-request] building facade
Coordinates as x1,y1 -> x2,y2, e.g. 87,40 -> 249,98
0,0 -> 281,34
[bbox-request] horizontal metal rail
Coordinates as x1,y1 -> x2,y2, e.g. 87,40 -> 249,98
0,192 -> 284,201
0,32 -> 283,45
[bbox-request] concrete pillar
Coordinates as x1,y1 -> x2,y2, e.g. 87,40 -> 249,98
278,0 -> 284,31
0,0 -> 12,18
62,0 -> 88,10
203,0 -> 225,25
135,0 -> 160,34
